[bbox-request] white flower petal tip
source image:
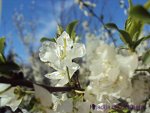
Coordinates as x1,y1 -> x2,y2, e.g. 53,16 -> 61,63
44,71 -> 64,80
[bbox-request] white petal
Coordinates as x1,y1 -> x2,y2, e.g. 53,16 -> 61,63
0,87 -> 15,97
56,31 -> 73,48
107,66 -> 120,82
0,83 -> 10,92
56,77 -> 68,86
56,99 -> 73,112
34,84 -> 52,107
56,63 -> 79,86
68,62 -> 80,78
39,41 -> 59,64
0,87 -> 22,111
96,43 -> 116,60
117,53 -> 138,77
44,71 -> 64,80
1,96 -> 22,111
70,43 -> 86,59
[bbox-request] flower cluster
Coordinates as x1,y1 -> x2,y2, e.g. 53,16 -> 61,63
86,36 -> 138,100
84,36 -> 150,113
0,31 -> 150,113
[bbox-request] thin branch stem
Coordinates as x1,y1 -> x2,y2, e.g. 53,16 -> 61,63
135,68 -> 150,73
66,66 -> 71,84
0,77 -> 83,92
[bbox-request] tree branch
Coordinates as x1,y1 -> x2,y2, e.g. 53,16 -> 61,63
135,68 -> 150,74
0,77 -> 83,92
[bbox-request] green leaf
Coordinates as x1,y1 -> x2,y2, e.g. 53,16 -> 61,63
0,62 -> 20,75
105,23 -> 118,30
128,0 -> 133,10
144,0 -> 150,9
129,5 -> 150,23
143,35 -> 150,40
133,35 -> 150,49
66,20 -> 78,41
142,50 -> 150,64
57,24 -> 63,35
0,37 -> 5,53
105,23 -> 133,48
118,30 -> 133,47
125,17 -> 143,41
0,53 -> 5,63
40,37 -> 56,43
0,38 -> 6,63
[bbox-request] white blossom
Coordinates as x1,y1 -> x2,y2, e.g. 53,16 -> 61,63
39,31 -> 86,86
34,84 -> 58,113
0,85 -> 23,111
85,37 -> 139,105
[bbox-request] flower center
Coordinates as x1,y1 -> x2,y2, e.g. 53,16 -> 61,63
60,38 -> 67,60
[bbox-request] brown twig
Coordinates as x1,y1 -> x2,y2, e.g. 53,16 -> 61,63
0,77 -> 83,93
135,68 -> 150,74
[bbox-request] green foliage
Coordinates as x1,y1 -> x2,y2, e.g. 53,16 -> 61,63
40,37 -> 56,43
129,5 -> 150,23
105,23 -> 133,50
126,0 -> 150,42
105,23 -> 118,29
40,20 -> 79,44
66,20 -> 78,42
0,37 -> 5,53
133,35 -> 150,49
125,0 -> 144,46
128,0 -> 133,9
105,21 -> 150,52
118,30 -> 132,48
0,37 -> 5,63
144,0 -> 150,9
0,53 -> 5,63
57,24 -> 63,36
125,17 -> 143,41
105,1 -> 150,52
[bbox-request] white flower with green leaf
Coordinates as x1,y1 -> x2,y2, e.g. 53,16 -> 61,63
39,31 -> 86,86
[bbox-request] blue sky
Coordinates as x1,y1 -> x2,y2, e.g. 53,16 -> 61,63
0,0 -> 147,63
